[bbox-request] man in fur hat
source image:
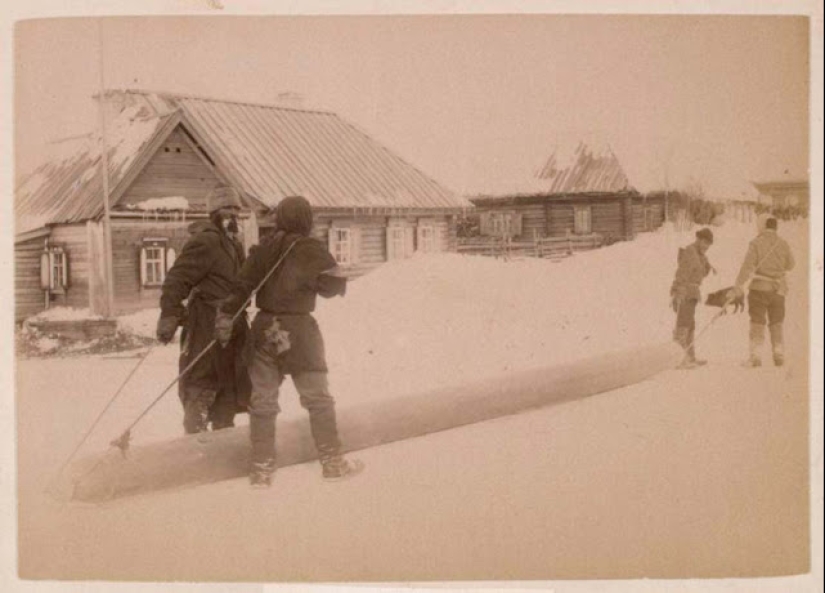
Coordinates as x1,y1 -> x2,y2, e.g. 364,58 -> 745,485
729,214 -> 795,367
670,227 -> 716,369
156,185 -> 251,434
216,195 -> 361,487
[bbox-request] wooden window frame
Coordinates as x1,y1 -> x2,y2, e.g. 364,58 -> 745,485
48,247 -> 67,294
417,224 -> 436,253
573,205 -> 592,235
140,238 -> 173,288
331,227 -> 353,266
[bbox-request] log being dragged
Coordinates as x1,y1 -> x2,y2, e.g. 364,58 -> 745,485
56,341 -> 684,503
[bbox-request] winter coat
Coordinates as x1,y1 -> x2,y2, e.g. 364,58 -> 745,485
670,242 -> 711,301
735,230 -> 795,295
222,230 -> 346,375
160,223 -> 251,408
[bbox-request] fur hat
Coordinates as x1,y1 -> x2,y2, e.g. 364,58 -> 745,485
275,195 -> 314,236
695,227 -> 714,244
206,185 -> 242,214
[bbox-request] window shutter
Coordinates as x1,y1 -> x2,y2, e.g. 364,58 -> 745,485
327,226 -> 336,255
386,226 -> 395,261
62,251 -> 70,289
139,246 -> 147,286
40,251 -> 50,290
415,224 -> 424,252
405,226 -> 414,257
165,247 -> 176,272
351,227 -> 362,264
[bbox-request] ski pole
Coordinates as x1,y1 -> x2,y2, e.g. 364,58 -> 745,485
51,342 -> 159,481
108,236 -> 301,455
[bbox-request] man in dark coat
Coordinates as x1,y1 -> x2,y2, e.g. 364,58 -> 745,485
670,227 -> 715,369
156,186 -> 251,434
216,195 -> 361,487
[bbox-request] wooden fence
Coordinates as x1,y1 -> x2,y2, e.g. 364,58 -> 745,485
457,231 -> 604,261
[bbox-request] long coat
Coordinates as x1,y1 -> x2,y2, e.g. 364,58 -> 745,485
160,223 -> 251,410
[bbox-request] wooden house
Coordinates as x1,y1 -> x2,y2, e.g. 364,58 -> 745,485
14,90 -> 470,322
467,142 -> 664,243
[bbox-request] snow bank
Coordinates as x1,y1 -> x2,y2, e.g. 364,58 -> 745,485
28,307 -> 102,322
118,308 -> 162,339
104,218 -> 800,406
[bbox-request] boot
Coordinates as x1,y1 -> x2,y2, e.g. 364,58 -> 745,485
744,323 -> 766,367
320,454 -> 364,481
769,323 -> 785,367
249,414 -> 277,488
673,327 -> 695,369
183,388 -> 216,434
686,328 -> 707,367
250,458 -> 277,489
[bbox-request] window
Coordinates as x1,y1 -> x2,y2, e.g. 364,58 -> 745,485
388,226 -> 406,260
144,246 -> 165,285
480,211 -> 522,238
140,238 -> 175,287
574,205 -> 592,234
40,245 -> 69,293
417,225 -> 436,253
331,227 -> 352,265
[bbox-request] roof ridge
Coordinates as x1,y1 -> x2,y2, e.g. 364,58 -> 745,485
112,88 -> 336,116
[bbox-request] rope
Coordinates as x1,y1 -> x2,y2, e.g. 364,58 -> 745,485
680,233 -> 785,356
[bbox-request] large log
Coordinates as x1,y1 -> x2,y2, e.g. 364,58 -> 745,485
53,342 -> 683,503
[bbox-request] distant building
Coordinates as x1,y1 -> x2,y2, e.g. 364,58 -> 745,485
14,90 -> 470,322
752,179 -> 809,211
468,142 -> 664,242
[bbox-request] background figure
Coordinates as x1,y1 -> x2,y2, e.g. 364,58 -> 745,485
670,227 -> 715,369
731,215 -> 795,367
156,186 -> 251,433
217,195 -> 358,488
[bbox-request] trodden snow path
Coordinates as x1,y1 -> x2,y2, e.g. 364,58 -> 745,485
15,220 -> 811,581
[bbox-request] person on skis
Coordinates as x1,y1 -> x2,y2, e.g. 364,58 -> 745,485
156,185 -> 251,434
670,227 -> 716,369
215,195 -> 361,488
729,215 -> 795,367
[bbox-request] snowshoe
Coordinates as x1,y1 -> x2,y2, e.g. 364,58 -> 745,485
321,457 -> 365,482
773,354 -> 785,367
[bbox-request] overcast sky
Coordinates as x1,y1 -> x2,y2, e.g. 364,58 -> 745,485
13,13 -> 810,198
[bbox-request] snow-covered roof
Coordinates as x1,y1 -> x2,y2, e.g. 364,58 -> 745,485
472,140 -> 634,200
15,105 -> 179,234
15,90 -> 469,236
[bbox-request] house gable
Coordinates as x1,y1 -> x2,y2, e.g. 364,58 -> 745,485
113,125 -> 224,213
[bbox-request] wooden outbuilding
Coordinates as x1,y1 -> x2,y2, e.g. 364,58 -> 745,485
467,142 -> 665,243
15,90 -> 470,322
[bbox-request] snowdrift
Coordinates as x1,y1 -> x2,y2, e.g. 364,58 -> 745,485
53,341 -> 683,503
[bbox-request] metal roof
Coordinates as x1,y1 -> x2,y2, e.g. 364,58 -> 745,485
16,90 -> 468,234
15,105 -> 179,234
472,141 -> 633,201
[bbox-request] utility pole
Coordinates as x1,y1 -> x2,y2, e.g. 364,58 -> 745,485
97,19 -> 115,317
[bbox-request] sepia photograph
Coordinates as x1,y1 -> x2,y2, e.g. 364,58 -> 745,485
2,1 -> 822,590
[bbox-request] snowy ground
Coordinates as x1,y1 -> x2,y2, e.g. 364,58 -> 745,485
13,219 -> 814,584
